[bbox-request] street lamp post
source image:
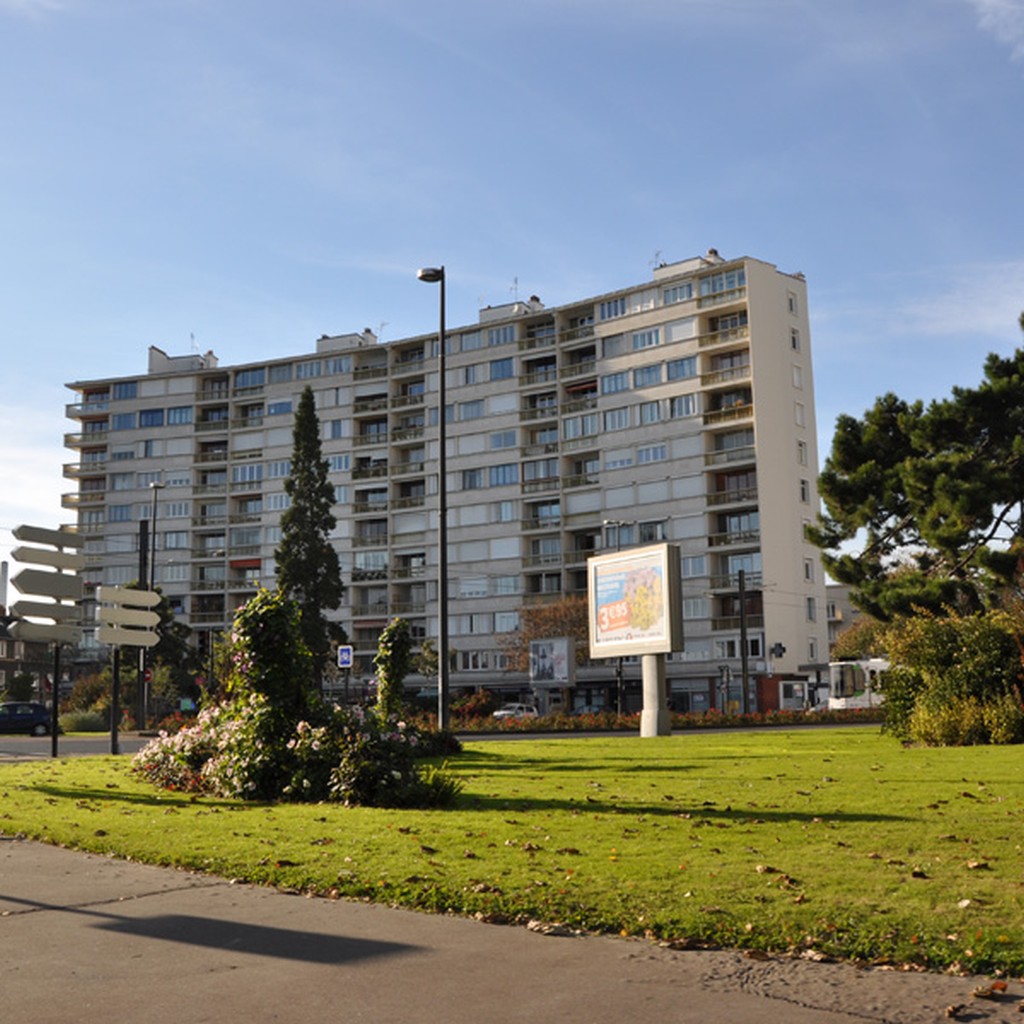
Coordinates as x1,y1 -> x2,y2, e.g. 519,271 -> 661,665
139,481 -> 166,728
417,266 -> 450,730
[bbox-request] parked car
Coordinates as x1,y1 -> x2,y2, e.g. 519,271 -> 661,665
0,702 -> 51,736
492,702 -> 539,720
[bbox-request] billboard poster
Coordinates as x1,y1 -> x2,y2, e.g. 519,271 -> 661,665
588,543 -> 682,659
530,637 -> 574,686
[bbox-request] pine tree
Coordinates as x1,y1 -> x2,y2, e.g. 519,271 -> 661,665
275,386 -> 343,691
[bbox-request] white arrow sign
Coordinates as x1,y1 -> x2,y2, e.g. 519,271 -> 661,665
10,621 -> 82,644
12,568 -> 83,602
12,524 -> 83,549
100,604 -> 161,629
97,585 -> 161,609
10,600 -> 83,623
97,625 -> 161,648
11,545 -> 87,572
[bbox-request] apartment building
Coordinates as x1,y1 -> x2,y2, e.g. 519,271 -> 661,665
63,250 -> 828,711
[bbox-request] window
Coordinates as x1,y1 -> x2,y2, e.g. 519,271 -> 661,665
682,555 -> 707,577
490,430 -> 516,450
631,328 -> 660,351
792,364 -> 803,389
633,364 -> 661,389
808,637 -> 818,662
231,463 -> 263,483
267,400 -> 292,416
459,400 -> 484,421
563,413 -> 597,440
235,367 -> 265,389
603,407 -> 629,431
797,440 -> 808,466
164,531 -> 189,550
333,485 -> 349,504
109,504 -> 133,522
110,472 -> 134,491
327,455 -> 347,473
493,575 -> 519,595
111,412 -> 136,431
112,381 -> 138,400
604,450 -> 633,469
325,355 -> 351,374
462,469 -> 483,490
266,492 -> 292,511
683,597 -> 709,619
296,360 -> 321,380
639,401 -> 661,425
599,296 -> 628,321
523,458 -> 558,481
269,459 -> 293,478
788,292 -> 798,314
490,357 -> 514,380
166,501 -> 190,518
639,520 -> 666,543
666,356 -> 697,380
637,444 -> 668,464
460,576 -> 488,598
799,478 -> 810,503
795,402 -> 806,427
806,596 -> 817,622
269,363 -> 293,383
495,611 -> 520,633
463,364 -> 479,385
699,268 -> 746,296
663,282 -> 693,305
602,334 -> 624,358
139,408 -> 164,428
489,463 -> 518,487
487,324 -> 515,346
803,558 -> 815,582
492,501 -> 516,523
137,471 -> 161,487
670,394 -> 699,418
461,330 -> 482,351
790,328 -> 801,351
601,371 -> 629,395
168,405 -> 193,425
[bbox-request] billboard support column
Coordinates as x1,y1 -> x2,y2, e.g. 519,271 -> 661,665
640,654 -> 671,737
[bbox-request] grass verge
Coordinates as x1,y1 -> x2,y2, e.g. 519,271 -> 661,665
2,727 -> 1022,974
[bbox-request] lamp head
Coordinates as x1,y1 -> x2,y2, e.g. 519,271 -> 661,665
417,266 -> 444,284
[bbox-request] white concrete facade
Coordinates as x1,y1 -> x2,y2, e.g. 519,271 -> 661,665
63,250 -> 828,709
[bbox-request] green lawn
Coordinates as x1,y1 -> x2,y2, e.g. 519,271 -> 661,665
2,726 -> 1023,973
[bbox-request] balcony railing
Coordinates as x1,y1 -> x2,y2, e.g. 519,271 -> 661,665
390,393 -> 425,409
701,365 -> 751,387
353,365 -> 388,381
709,572 -> 764,590
708,529 -> 761,548
697,323 -> 750,349
519,405 -> 558,421
353,397 -> 389,414
564,473 -> 599,489
65,430 -> 109,447
711,614 -> 765,631
353,432 -> 388,447
696,286 -> 747,310
560,359 -> 597,380
66,400 -> 110,418
706,486 -> 758,507
704,445 -> 756,467
703,403 -> 753,426
352,464 -> 388,480
392,495 -> 426,510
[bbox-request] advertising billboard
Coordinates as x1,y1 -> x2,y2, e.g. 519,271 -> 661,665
529,637 -> 574,687
587,543 -> 682,659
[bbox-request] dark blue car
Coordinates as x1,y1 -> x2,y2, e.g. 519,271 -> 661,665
0,702 -> 51,736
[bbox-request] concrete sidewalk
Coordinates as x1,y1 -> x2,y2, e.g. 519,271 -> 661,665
1,837 -> 1021,1024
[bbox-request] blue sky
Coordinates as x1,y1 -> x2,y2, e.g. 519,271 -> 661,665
2,0 -> 1024,572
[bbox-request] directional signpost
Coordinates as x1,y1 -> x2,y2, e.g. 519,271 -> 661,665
97,586 -> 160,754
9,524 -> 85,755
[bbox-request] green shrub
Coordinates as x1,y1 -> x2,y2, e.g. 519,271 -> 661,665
983,690 -> 1024,744
907,692 -> 1024,746
59,710 -> 108,733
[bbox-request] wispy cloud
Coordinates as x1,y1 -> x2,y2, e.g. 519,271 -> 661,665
966,0 -> 1024,58
0,0 -> 65,15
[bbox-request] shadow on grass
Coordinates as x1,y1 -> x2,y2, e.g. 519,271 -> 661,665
453,790 -> 909,822
23,782 -> 250,811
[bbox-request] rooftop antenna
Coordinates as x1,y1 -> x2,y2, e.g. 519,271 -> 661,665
378,321 -> 388,343
190,332 -> 199,354
511,276 -> 519,302
650,250 -> 665,269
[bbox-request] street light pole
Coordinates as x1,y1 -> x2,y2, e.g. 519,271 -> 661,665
417,266 -> 450,731
140,480 -> 166,728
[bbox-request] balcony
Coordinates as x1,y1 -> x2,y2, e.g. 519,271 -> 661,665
558,323 -> 595,344
353,364 -> 388,382
354,499 -> 389,514
353,534 -> 388,548
352,463 -> 388,480
66,399 -> 110,418
704,445 -> 756,468
65,430 -> 109,447
521,367 -> 558,388
560,359 -> 597,381
195,449 -> 229,464
62,490 -> 105,508
561,395 -> 597,415
563,472 -> 599,489
521,477 -> 560,494
197,384 -> 230,402
706,486 -> 758,507
391,426 -> 424,442
701,365 -> 751,387
696,286 -> 747,310
195,418 -> 230,433
354,396 -> 389,414
708,529 -> 761,548
524,552 -> 562,568
711,614 -> 765,631
519,405 -> 558,422
353,432 -> 388,447
231,416 -> 264,430
522,515 -> 561,530
518,333 -> 556,352
391,392 -> 425,410
64,459 -> 108,478
697,323 -> 750,350
521,441 -> 559,457
392,495 -> 426,510
709,572 -> 764,590
703,403 -> 753,426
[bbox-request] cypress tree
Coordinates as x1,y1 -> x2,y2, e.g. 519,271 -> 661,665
275,385 -> 343,692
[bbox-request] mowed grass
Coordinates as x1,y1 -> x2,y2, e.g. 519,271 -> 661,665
2,726 -> 1023,973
